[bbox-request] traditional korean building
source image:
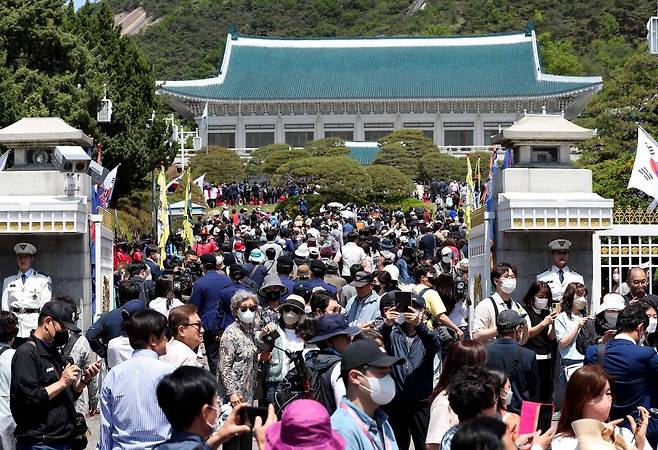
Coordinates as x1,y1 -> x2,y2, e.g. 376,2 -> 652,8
157,26 -> 602,153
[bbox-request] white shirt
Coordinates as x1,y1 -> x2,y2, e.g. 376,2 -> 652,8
329,363 -> 346,409
0,344 -> 16,450
537,265 -> 584,302
149,297 -> 184,317
551,427 -> 652,450
471,292 -> 531,342
340,242 -> 366,276
107,336 -> 134,369
1,269 -> 52,338
160,339 -> 203,368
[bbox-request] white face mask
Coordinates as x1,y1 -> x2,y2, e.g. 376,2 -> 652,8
573,297 -> 588,310
534,297 -> 548,310
500,278 -> 516,294
395,313 -> 406,324
358,373 -> 396,405
442,255 -> 452,264
613,273 -> 620,282
282,311 -> 299,326
647,318 -> 658,334
604,312 -> 618,327
238,309 -> 255,324
502,389 -> 513,407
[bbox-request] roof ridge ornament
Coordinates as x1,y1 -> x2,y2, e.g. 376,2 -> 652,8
525,21 -> 535,37
228,24 -> 238,40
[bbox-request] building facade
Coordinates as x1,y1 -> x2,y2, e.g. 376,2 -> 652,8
157,27 -> 602,153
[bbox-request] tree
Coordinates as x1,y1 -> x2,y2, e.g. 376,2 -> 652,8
275,156 -> 372,203
585,154 -> 649,208
191,146 -> 246,184
419,150 -> 468,181
365,164 -> 415,201
538,32 -> 585,75
378,129 -> 437,158
262,148 -> 310,175
246,143 -> 290,176
304,137 -> 348,157
372,143 -> 420,179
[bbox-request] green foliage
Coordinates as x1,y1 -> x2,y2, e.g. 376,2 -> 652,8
304,137 -> 349,157
275,156 -> 372,203
581,154 -> 649,208
364,164 -> 415,201
250,144 -> 291,164
190,146 -> 246,184
373,129 -> 438,180
373,143 -> 419,179
262,148 -> 310,175
0,1 -> 173,200
419,151 -> 468,182
538,32 -> 584,75
275,194 -> 326,216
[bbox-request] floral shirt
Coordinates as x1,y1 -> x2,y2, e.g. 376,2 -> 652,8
218,321 -> 260,403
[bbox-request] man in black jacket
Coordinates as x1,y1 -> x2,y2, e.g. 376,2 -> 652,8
128,261 -> 155,302
485,309 -> 539,414
11,300 -> 100,449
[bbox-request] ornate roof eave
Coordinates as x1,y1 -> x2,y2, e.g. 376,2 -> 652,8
156,84 -> 602,105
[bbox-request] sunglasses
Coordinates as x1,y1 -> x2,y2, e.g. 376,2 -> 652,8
281,306 -> 299,313
239,305 -> 258,313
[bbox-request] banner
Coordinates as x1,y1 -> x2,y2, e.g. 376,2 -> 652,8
193,173 -> 206,190
181,169 -> 195,249
465,157 -> 474,236
97,165 -> 119,208
157,167 -> 170,268
628,126 -> 658,207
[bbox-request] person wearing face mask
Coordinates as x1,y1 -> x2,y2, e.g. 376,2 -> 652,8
584,303 -> 658,448
489,368 -> 521,442
485,310 -> 539,414
576,293 -> 625,355
472,263 -> 531,344
330,338 -> 404,450
259,295 -> 306,405
521,282 -> 557,404
537,239 -> 585,303
155,366 -> 254,450
11,300 -> 101,450
257,274 -> 288,326
218,290 -> 263,444
639,300 -> 658,348
554,282 -> 589,385
436,247 -> 460,278
379,293 -> 442,450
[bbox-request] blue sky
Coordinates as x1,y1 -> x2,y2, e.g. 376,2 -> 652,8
73,0 -> 98,10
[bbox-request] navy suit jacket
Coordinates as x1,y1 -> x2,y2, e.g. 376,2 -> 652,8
144,258 -> 162,282
191,271 -> 231,332
585,338 -> 658,419
486,338 -> 539,414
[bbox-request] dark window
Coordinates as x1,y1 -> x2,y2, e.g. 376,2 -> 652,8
208,133 -> 235,148
245,132 -> 275,148
364,130 -> 392,141
324,130 -> 354,140
324,123 -> 354,129
531,147 -> 559,163
483,129 -> 499,145
245,124 -> 275,130
285,131 -> 315,147
444,130 -> 474,147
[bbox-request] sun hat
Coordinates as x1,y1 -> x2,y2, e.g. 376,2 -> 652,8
265,399 -> 345,450
277,294 -> 306,313
249,249 -> 266,263
308,314 -> 361,343
596,293 -> 626,315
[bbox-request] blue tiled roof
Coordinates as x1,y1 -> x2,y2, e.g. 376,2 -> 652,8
158,31 -> 602,101
346,142 -> 381,165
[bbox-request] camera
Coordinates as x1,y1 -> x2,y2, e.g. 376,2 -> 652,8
53,146 -> 91,174
262,329 -> 280,348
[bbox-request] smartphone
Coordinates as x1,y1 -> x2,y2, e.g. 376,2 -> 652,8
395,291 -> 412,312
551,302 -> 561,314
239,406 -> 269,428
519,401 -> 554,435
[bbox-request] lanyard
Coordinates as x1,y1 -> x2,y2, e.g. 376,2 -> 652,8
339,403 -> 392,450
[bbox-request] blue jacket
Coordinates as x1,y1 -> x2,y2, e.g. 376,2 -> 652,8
217,281 -> 254,332
278,275 -> 297,300
154,431 -> 210,450
191,271 -> 231,332
381,322 -> 441,403
585,338 -> 658,419
486,338 -> 539,414
85,299 -> 146,358
309,278 -> 338,296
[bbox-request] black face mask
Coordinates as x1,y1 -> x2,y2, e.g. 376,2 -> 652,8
53,330 -> 69,348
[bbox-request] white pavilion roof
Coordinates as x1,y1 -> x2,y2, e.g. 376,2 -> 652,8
494,113 -> 595,142
0,118 -> 92,147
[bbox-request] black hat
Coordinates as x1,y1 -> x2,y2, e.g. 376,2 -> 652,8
308,259 -> 326,272
229,264 -> 247,278
277,256 -> 294,271
350,271 -> 372,288
308,314 -> 361,343
341,338 -> 404,371
41,301 -> 80,333
496,310 -> 526,333
200,254 -> 217,267
292,282 -> 312,302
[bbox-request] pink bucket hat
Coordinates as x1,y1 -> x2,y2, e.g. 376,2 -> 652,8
265,399 -> 345,450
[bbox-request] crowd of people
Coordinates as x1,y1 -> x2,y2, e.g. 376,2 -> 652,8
1,177 -> 658,450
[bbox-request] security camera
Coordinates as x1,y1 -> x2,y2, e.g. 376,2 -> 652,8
87,160 -> 109,185
53,146 -> 91,173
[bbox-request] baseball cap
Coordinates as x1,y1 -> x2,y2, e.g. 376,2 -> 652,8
350,271 -> 372,288
41,300 -> 80,333
496,310 -> 526,332
341,338 -> 404,371
200,254 -> 217,267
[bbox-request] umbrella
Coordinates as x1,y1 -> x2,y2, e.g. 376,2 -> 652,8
328,202 -> 344,208
340,210 -> 356,219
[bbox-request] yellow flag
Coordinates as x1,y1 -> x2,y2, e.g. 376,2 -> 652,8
181,169 -> 195,249
465,157 -> 474,236
157,167 -> 169,268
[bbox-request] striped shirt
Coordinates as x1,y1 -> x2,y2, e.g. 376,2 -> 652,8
100,349 -> 174,450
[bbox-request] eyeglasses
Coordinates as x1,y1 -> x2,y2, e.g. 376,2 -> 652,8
182,321 -> 203,331
239,305 -> 258,312
281,306 -> 298,313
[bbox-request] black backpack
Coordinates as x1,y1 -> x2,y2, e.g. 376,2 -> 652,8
274,351 -> 341,415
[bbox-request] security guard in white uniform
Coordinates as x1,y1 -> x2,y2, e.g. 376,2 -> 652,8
536,239 -> 584,302
1,243 -> 52,340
